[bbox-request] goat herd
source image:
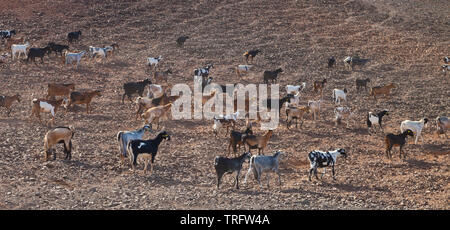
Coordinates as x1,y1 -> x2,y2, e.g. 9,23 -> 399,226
0,29 -> 449,191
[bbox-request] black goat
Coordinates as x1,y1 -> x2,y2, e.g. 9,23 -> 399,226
328,56 -> 336,68
122,78 -> 151,104
263,68 -> 283,84
27,46 -> 51,63
176,36 -> 189,46
262,94 -> 294,111
214,152 -> 251,189
67,31 -> 82,43
355,78 -> 371,92
385,129 -> 414,159
243,49 -> 261,64
228,127 -> 253,156
127,131 -> 171,173
367,110 -> 389,134
47,42 -> 69,56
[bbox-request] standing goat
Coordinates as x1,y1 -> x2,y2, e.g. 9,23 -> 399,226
308,100 -> 322,121
400,118 -> 428,145
367,110 -> 389,134
244,150 -> 284,189
147,55 -> 162,70
43,126 -> 75,161
214,152 -> 251,189
243,50 -> 261,64
243,130 -> 274,155
435,116 -> 449,138
117,125 -> 152,165
308,148 -> 347,181
31,98 -> 66,126
141,103 -> 172,129
122,79 -> 151,104
66,90 -> 102,114
385,129 -> 414,159
263,68 -> 283,84
332,88 -> 348,105
0,94 -> 21,117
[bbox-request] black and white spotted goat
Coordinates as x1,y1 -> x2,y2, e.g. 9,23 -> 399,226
194,63 -> 214,79
0,30 -> 16,39
308,148 -> 347,181
367,110 -> 389,134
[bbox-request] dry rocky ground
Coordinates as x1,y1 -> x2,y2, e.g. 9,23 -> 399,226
0,0 -> 448,209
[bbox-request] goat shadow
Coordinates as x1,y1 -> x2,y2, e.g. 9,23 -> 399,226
317,180 -> 391,193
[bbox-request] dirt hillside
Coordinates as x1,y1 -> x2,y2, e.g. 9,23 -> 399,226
0,0 -> 448,209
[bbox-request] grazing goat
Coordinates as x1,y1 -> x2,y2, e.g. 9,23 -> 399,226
66,90 -> 102,114
236,64 -> 253,78
67,31 -> 82,43
228,127 -> 253,156
334,106 -> 354,127
122,78 -> 151,103
194,64 -> 214,78
47,42 -> 69,56
65,51 -> 86,69
1,30 -> 16,39
46,83 -> 75,99
127,131 -> 171,173
11,43 -> 29,60
307,100 -> 322,120
435,116 -> 449,138
244,150 -> 284,189
243,50 -> 261,64
355,78 -> 370,92
27,46 -> 51,64
243,130 -> 274,155
0,94 -> 21,116
263,68 -> 283,84
147,55 -> 162,70
176,36 -> 189,46
153,69 -> 172,84
400,118 -> 429,145
117,125 -> 152,164
308,148 -> 347,181
43,126 -> 75,161
343,56 -> 369,70
214,152 -> 251,189
332,88 -> 348,105
328,56 -> 336,68
89,46 -> 107,60
370,83 -> 397,100
141,103 -> 172,129
286,105 -> 310,129
385,129 -> 414,159
313,79 -> 327,97
367,110 -> 389,134
31,98 -> 65,126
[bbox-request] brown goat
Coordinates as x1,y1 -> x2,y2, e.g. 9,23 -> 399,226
0,94 -> 21,116
67,90 -> 102,114
286,105 -> 310,129
370,83 -> 397,100
313,79 -> 327,98
243,129 -> 274,155
31,98 -> 65,126
135,93 -> 180,119
43,126 -> 75,161
46,83 -> 75,99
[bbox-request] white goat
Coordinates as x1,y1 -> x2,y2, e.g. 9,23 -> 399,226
244,150 -> 284,189
286,83 -> 306,95
89,46 -> 107,60
146,84 -> 164,98
11,42 -> 29,60
236,64 -> 253,77
65,51 -> 86,69
334,106 -> 354,127
332,88 -> 348,105
400,118 -> 429,144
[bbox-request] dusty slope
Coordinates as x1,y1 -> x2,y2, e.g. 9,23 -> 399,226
0,0 -> 448,209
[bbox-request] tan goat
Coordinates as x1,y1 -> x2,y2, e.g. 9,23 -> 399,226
46,83 -> 75,99
43,126 -> 75,161
0,94 -> 21,116
141,103 -> 172,129
135,94 -> 180,119
286,105 -> 310,129
244,129 -> 274,155
370,83 -> 397,100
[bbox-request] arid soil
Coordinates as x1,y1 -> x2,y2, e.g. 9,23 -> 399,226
0,0 -> 448,209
